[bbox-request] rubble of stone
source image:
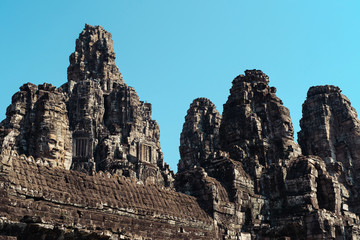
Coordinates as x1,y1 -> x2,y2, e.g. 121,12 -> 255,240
1,24 -> 360,239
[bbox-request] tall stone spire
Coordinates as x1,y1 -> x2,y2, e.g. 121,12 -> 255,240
219,70 -> 301,185
178,98 -> 221,172
67,24 -> 124,92
64,24 -> 174,186
298,85 -> 360,168
0,24 -> 174,187
298,85 -> 360,212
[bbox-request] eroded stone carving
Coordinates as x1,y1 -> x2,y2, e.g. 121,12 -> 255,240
1,24 -> 360,239
0,24 -> 174,187
32,84 -> 72,168
178,97 -> 221,172
219,70 -> 301,191
64,24 -> 174,185
176,71 -> 360,239
0,83 -> 72,169
298,85 -> 360,214
67,24 -> 124,88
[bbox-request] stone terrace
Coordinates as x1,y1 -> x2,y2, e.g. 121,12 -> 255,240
0,152 -> 216,239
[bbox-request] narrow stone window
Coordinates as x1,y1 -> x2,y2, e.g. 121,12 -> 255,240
136,142 -> 140,160
74,138 -> 89,157
107,79 -> 111,91
316,176 -> 335,212
148,146 -> 152,162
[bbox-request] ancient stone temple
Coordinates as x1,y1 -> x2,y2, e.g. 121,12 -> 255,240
178,97 -> 222,172
219,71 -> 302,190
177,71 -> 360,239
63,24 -> 174,187
0,24 -> 360,239
298,85 -> 360,215
0,83 -> 72,169
0,24 -> 174,188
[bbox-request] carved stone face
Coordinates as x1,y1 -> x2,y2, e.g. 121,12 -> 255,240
39,133 -> 65,165
45,134 -> 63,160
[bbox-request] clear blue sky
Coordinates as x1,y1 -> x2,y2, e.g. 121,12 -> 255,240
1,1 -> 359,172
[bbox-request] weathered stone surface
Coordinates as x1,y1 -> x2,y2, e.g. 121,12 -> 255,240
269,156 -> 360,239
176,156 -> 264,238
0,83 -> 72,169
0,152 -> 216,239
176,94 -> 265,238
64,24 -> 174,186
67,24 -> 124,87
178,97 -> 221,172
0,24 -> 174,187
176,71 -> 360,239
1,24 -> 360,239
298,85 -> 360,214
219,70 -> 301,191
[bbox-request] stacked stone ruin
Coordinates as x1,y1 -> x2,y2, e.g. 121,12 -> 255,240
0,24 -> 359,239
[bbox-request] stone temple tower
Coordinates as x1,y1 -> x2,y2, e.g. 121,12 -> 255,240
63,24 -> 174,186
0,24 -> 174,187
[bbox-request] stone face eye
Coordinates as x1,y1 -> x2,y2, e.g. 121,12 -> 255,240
257,83 -> 266,90
48,139 -> 57,145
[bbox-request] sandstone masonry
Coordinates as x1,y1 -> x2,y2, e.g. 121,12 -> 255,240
0,24 -> 360,239
0,24 -> 174,188
177,71 -> 360,239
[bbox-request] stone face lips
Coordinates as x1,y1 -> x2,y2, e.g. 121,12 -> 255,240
0,24 -> 174,187
298,85 -> 360,213
219,70 -> 301,188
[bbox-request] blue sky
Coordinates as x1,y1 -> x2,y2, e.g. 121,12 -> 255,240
1,1 -> 359,172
